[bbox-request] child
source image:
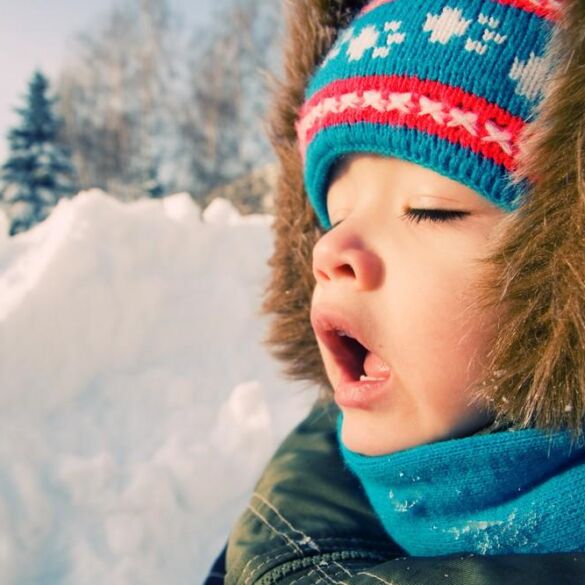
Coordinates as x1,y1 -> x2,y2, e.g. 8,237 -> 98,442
219,0 -> 585,582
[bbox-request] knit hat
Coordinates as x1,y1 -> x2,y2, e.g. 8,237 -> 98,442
296,0 -> 560,230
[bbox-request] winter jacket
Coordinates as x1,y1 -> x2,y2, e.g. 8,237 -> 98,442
223,399 -> 585,584
219,0 -> 585,581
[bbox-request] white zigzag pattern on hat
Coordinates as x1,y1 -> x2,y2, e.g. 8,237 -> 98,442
298,90 -> 515,158
525,0 -> 561,10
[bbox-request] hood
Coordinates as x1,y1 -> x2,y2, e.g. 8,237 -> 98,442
261,0 -> 585,435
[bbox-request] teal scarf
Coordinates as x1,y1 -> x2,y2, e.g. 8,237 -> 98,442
338,415 -> 585,556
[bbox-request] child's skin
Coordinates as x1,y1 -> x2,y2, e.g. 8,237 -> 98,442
310,153 -> 509,456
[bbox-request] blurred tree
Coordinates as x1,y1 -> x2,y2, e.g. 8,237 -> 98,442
57,0 -> 184,201
176,0 -> 282,203
57,0 -> 282,210
0,70 -> 77,236
143,164 -> 165,199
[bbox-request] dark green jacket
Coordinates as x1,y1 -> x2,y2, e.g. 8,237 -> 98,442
225,400 -> 585,584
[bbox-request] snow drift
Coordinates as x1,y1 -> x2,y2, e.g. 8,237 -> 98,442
0,190 -> 312,584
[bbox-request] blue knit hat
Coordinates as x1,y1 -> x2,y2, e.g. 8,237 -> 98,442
296,0 -> 560,230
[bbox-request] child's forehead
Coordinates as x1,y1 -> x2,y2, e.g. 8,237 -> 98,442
327,153 -> 501,210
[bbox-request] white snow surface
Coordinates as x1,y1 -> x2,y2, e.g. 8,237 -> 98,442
0,190 -> 314,584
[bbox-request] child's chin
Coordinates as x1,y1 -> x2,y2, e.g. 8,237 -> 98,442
340,410 -> 423,456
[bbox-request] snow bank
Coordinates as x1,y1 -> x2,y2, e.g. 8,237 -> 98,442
0,190 -> 313,584
202,197 -> 272,226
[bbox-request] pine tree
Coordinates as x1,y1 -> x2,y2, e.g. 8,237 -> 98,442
143,165 -> 165,199
0,70 -> 77,235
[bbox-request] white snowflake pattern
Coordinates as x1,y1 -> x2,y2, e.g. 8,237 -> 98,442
321,27 -> 354,67
373,21 -> 406,58
347,21 -> 405,61
423,7 -> 471,44
465,38 -> 488,56
465,12 -> 507,55
509,52 -> 550,101
482,29 -> 506,44
424,7 -> 507,56
348,26 -> 380,61
478,13 -> 500,28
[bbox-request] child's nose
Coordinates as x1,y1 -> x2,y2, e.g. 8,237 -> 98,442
312,225 -> 383,290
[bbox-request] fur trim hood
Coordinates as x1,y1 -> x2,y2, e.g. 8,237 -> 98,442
262,0 -> 585,435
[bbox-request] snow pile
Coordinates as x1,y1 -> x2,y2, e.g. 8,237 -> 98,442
0,190 -> 313,584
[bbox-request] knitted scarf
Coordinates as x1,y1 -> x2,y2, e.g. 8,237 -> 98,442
338,415 -> 585,556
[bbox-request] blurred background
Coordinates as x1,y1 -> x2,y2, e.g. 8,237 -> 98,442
0,0 -> 281,235
0,1 -> 312,583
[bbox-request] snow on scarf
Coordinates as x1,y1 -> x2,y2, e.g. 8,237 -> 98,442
339,414 -> 585,556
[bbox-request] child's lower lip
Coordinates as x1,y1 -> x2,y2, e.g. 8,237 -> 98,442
334,371 -> 393,409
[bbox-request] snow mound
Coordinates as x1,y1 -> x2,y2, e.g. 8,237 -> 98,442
202,197 -> 241,225
0,191 -> 312,584
162,192 -> 201,223
202,196 -> 272,226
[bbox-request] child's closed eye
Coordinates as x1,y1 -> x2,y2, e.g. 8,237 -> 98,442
401,208 -> 470,224
323,208 -> 470,233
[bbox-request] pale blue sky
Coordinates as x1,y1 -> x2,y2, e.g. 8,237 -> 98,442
0,0 -> 217,159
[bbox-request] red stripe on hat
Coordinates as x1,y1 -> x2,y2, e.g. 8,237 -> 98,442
300,75 -> 523,130
359,0 -> 397,15
359,0 -> 560,21
491,0 -> 560,21
298,76 -> 525,170
302,101 -> 521,170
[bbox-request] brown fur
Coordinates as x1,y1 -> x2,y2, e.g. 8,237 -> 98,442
261,0 -> 368,398
469,0 -> 585,436
262,0 -> 585,433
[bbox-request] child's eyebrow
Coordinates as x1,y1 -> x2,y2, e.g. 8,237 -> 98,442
415,195 -> 462,203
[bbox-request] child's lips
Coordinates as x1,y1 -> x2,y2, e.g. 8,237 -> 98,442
311,306 -> 372,371
335,372 -> 394,410
310,306 -> 393,407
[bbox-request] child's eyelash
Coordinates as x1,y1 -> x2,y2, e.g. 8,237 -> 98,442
402,208 -> 470,224
325,208 -> 470,232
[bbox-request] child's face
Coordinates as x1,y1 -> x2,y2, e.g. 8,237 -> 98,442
310,153 -> 508,456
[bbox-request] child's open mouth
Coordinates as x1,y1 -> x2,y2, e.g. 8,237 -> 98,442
311,307 -> 393,408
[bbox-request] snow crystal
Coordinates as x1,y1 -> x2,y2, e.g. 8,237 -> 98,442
445,508 -> 540,555
393,499 -> 418,512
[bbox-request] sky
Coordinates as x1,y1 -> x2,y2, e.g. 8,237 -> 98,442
0,0 -> 218,160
